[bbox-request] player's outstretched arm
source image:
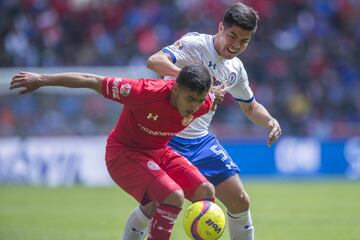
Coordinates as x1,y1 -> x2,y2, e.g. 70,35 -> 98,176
147,50 -> 181,78
239,100 -> 281,146
9,72 -> 104,95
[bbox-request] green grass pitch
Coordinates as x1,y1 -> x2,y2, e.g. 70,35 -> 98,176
0,181 -> 359,240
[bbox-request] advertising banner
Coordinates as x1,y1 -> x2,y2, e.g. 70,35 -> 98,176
1,136 -> 359,186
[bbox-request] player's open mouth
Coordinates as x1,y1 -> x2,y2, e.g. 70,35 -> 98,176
226,47 -> 238,54
227,47 -> 238,54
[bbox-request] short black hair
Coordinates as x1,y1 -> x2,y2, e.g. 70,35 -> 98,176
176,65 -> 212,94
223,2 -> 259,32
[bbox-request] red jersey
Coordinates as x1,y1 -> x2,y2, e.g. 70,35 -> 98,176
102,77 -> 212,149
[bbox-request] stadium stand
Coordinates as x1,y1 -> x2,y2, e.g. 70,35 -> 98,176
0,0 -> 359,138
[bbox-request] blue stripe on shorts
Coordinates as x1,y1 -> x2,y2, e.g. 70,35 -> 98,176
168,133 -> 240,186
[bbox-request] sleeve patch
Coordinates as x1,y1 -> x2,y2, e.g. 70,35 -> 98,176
174,41 -> 184,50
120,83 -> 131,97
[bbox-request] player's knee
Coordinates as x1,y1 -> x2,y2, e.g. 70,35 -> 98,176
232,191 -> 251,211
161,190 -> 185,207
239,191 -> 251,208
140,202 -> 158,218
192,181 -> 215,201
202,181 -> 216,198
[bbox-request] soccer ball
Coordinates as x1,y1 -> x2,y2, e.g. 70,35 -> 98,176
183,201 -> 226,240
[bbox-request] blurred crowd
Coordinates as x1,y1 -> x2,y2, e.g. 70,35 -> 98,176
1,0 -> 359,138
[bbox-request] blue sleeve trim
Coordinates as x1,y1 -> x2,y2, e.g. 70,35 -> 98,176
162,48 -> 177,64
234,96 -> 255,103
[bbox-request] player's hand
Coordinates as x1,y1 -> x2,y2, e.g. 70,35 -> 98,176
210,82 -> 228,111
211,90 -> 225,111
9,72 -> 42,95
266,118 -> 281,147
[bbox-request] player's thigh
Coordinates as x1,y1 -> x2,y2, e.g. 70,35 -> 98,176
172,135 -> 240,186
161,150 -> 209,200
106,148 -> 181,204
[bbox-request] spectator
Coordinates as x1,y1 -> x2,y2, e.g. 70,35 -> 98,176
0,0 -> 359,138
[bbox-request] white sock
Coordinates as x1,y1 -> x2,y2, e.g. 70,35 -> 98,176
227,210 -> 254,240
122,206 -> 150,240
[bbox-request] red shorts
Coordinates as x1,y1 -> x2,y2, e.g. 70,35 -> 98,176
105,137 -> 208,205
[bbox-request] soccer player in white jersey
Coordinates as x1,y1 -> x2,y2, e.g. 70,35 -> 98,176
122,2 -> 281,240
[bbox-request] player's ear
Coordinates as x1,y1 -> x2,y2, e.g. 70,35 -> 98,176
172,83 -> 180,95
218,22 -> 224,33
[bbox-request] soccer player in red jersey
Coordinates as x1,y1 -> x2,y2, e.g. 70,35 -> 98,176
9,65 -> 216,240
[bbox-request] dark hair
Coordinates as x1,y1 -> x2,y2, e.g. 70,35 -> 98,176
176,65 -> 212,93
223,2 -> 259,32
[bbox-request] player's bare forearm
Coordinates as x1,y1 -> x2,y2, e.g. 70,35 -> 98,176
41,73 -> 103,93
147,51 -> 181,78
240,100 -> 272,127
240,100 -> 281,146
9,72 -> 104,95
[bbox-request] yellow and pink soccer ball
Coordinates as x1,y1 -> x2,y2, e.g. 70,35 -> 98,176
183,200 -> 226,240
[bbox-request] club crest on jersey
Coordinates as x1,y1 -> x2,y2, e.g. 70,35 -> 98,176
182,115 -> 194,126
120,83 -> 131,97
147,113 -> 158,121
147,160 -> 160,170
228,72 -> 237,85
174,41 -> 184,50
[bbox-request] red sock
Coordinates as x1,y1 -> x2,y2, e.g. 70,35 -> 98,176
147,204 -> 181,240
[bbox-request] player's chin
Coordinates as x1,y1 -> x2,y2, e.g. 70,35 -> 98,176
183,111 -> 193,117
223,49 -> 242,59
179,112 -> 187,117
222,52 -> 237,59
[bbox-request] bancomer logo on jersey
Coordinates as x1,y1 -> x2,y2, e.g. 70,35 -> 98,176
137,124 -> 177,137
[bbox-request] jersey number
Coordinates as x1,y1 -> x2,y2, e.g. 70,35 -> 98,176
210,145 -> 229,161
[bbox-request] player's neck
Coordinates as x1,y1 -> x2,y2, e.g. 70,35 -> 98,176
213,34 -> 221,57
169,91 -> 178,109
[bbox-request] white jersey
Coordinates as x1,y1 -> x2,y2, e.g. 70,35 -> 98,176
163,32 -> 254,138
